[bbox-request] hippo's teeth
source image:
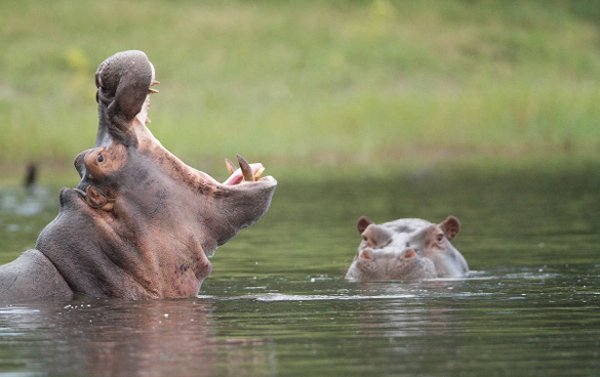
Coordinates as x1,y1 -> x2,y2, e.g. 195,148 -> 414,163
225,158 -> 236,175
222,159 -> 265,185
149,80 -> 160,94
253,166 -> 265,180
237,154 -> 255,182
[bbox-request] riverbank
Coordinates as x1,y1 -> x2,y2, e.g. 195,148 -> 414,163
1,153 -> 598,189
2,0 -> 600,175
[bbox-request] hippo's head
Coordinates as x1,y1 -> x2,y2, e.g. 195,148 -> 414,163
36,50 -> 277,299
345,215 -> 468,282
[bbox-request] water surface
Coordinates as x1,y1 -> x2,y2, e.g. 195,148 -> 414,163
0,162 -> 599,376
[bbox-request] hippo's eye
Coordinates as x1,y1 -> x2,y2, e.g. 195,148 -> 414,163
436,233 -> 444,242
97,154 -> 105,164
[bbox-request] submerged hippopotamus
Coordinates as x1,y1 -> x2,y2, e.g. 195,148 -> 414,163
345,216 -> 468,282
0,50 -> 277,301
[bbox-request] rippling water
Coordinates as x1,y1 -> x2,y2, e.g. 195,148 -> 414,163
0,162 -> 599,376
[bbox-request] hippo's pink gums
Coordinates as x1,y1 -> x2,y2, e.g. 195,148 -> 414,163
0,50 -> 277,301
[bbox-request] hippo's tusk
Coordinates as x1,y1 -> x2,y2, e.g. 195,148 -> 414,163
222,158 -> 266,185
149,79 -> 160,94
225,158 -> 236,175
237,154 -> 254,182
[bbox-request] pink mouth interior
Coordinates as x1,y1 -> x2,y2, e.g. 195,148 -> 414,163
222,163 -> 265,185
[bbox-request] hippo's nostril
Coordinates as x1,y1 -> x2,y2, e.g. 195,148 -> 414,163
403,248 -> 418,259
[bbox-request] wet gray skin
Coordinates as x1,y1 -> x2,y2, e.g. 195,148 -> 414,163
345,216 -> 468,282
0,50 -> 277,301
345,247 -> 437,282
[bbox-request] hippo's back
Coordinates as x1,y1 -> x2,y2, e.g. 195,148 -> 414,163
0,250 -> 72,302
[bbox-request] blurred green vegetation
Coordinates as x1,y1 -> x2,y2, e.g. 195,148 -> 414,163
1,0 -> 600,180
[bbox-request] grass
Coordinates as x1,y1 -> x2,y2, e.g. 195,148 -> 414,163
1,0 -> 600,180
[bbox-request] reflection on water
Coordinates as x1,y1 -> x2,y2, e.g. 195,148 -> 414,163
0,186 -> 56,267
0,163 -> 599,376
0,186 -> 50,218
0,298 -> 217,377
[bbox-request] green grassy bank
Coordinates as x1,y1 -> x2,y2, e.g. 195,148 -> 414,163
1,0 -> 600,180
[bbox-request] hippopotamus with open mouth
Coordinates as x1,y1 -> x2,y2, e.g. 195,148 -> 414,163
0,50 -> 277,301
345,216 -> 468,282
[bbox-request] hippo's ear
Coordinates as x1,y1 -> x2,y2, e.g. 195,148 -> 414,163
85,186 -> 114,211
440,216 -> 461,240
357,216 -> 374,234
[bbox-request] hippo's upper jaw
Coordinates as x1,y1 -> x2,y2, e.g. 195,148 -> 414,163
94,50 -> 159,147
35,50 -> 276,299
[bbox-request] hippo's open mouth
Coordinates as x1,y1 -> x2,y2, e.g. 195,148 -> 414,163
89,48 -> 277,225
222,155 -> 267,186
132,83 -> 275,191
